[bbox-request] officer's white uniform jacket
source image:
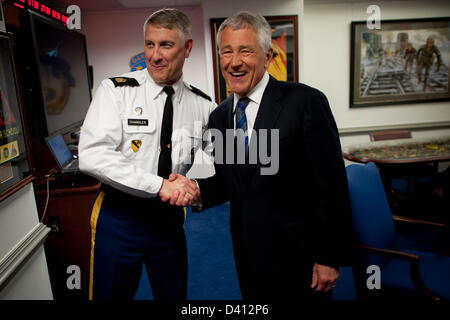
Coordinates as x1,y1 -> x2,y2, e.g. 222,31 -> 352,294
78,69 -> 216,198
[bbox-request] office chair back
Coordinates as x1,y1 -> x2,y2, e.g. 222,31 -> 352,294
369,130 -> 412,141
346,162 -> 397,256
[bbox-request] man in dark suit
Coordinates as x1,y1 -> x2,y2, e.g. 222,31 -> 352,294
165,11 -> 352,300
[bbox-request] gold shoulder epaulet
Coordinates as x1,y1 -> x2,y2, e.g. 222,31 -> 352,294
109,77 -> 140,87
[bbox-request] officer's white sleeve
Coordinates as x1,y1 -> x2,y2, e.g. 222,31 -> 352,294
78,80 -> 163,198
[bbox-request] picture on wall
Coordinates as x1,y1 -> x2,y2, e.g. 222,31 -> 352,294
350,17 -> 450,108
211,15 -> 298,103
0,32 -> 32,201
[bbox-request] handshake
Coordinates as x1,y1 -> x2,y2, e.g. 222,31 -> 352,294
158,173 -> 201,207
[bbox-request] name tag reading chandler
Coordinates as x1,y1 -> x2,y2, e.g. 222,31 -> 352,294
128,119 -> 148,126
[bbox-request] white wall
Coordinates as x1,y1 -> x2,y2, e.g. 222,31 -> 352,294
303,0 -> 450,148
0,184 -> 40,259
83,6 -> 208,93
0,184 -> 53,300
0,247 -> 53,300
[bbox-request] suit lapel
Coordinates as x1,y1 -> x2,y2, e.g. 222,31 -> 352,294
246,77 -> 283,184
252,76 -> 283,131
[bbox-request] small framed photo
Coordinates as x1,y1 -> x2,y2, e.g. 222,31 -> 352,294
0,32 -> 32,201
211,15 -> 298,103
350,17 -> 450,108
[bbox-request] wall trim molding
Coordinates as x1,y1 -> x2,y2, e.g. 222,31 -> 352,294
339,121 -> 450,136
0,223 -> 50,288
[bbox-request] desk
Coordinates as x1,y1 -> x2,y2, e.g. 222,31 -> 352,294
34,173 -> 100,300
342,137 -> 450,164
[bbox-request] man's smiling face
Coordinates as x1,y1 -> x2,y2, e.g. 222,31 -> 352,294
219,26 -> 272,96
144,24 -> 193,85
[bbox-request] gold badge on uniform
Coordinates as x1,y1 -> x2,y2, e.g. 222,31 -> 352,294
115,77 -> 127,83
134,107 -> 143,115
131,140 -> 142,152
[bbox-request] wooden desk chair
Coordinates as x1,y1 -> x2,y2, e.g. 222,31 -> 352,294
347,162 -> 449,301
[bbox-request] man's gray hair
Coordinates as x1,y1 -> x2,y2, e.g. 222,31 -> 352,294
143,8 -> 192,41
216,11 -> 272,52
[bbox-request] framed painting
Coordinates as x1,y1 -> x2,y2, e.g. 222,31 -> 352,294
350,17 -> 450,108
211,15 -> 298,103
0,31 -> 32,201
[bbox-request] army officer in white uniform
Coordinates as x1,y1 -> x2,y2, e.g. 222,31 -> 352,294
78,8 -> 215,300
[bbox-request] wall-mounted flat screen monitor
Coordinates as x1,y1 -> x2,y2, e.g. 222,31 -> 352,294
29,11 -> 91,136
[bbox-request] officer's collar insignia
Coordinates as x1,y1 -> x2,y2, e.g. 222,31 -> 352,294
131,140 -> 142,152
110,77 -> 140,87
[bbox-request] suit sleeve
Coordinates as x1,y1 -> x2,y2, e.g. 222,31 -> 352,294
302,89 -> 352,268
192,112 -> 230,212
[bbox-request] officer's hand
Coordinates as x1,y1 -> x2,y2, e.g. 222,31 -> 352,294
158,174 -> 200,206
169,174 -> 200,206
159,178 -> 190,205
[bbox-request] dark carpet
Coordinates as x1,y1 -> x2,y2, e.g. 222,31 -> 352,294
134,203 -> 241,300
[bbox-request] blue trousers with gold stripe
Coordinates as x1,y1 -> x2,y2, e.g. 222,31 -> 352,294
89,184 -> 187,300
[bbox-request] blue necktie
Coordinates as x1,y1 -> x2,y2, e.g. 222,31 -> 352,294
235,97 -> 250,175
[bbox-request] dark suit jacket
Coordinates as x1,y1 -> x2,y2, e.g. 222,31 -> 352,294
196,76 -> 352,297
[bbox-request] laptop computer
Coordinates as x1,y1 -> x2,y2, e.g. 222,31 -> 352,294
45,133 -> 79,173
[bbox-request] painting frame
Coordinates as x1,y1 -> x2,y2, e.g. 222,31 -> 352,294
0,31 -> 33,201
350,17 -> 450,108
210,15 -> 298,103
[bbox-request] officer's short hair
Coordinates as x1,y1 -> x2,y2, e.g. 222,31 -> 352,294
216,11 -> 272,53
143,8 -> 192,41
